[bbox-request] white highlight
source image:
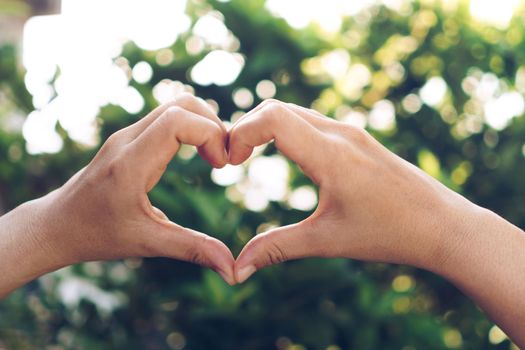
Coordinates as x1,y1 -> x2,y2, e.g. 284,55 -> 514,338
193,13 -> 230,47
235,155 -> 290,212
369,100 -> 396,131
132,61 -> 154,84
211,165 -> 244,186
248,155 -> 289,201
470,0 -> 521,29
265,0 -> 375,32
58,276 -> 126,314
191,50 -> 244,86
484,91 -> 525,130
256,80 -> 277,99
233,88 -> 254,109
22,0 -> 190,154
420,76 -> 447,107
22,111 -> 63,154
288,186 -> 318,211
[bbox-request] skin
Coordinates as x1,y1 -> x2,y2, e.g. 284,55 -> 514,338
0,93 -> 237,296
1,96 -> 524,345
229,99 -> 525,346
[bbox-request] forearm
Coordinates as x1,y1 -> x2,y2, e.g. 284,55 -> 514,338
434,203 -> 525,346
0,195 -> 66,299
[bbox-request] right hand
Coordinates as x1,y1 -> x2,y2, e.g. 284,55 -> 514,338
29,93 -> 236,285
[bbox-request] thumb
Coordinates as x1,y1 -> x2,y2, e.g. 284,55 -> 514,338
234,220 -> 319,283
149,222 -> 236,285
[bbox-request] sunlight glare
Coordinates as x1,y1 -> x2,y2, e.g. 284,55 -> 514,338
266,0 -> 375,32
193,13 -> 230,47
484,91 -> 524,130
22,0 -> 190,153
470,0 -> 521,29
191,50 -> 244,86
22,111 -> 63,154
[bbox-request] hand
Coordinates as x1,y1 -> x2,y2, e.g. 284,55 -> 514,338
0,93 -> 236,297
229,99 -> 482,283
229,99 -> 525,346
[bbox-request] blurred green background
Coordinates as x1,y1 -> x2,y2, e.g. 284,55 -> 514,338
1,0 -> 525,348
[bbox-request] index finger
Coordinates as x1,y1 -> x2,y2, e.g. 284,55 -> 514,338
228,101 -> 328,183
127,106 -> 227,191
124,93 -> 226,141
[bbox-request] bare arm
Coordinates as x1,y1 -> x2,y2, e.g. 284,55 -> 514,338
0,93 -> 236,298
229,99 -> 525,345
436,207 -> 525,344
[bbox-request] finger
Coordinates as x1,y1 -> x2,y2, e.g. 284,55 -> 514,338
283,103 -> 341,131
149,223 -> 236,285
234,220 -> 319,283
123,93 -> 226,141
127,106 -> 227,190
228,101 -> 327,182
233,99 -> 331,131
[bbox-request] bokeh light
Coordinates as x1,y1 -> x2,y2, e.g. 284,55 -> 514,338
1,0 -> 524,347
190,50 -> 244,86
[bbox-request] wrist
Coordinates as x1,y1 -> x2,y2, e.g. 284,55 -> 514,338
399,188 -> 485,275
30,188 -> 79,268
0,192 -> 70,298
425,197 -> 520,278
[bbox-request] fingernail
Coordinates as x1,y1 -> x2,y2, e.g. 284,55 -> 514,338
222,148 -> 228,165
216,269 -> 235,286
236,265 -> 256,283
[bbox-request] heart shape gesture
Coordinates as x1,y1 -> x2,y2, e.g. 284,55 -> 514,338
4,93 -> 524,345
20,94 -> 469,288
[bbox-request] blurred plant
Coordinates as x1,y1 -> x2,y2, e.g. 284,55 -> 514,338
0,0 -> 524,349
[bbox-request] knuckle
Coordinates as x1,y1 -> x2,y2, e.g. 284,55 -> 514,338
104,129 -> 127,149
106,154 -> 129,183
267,242 -> 286,265
260,98 -> 281,108
256,233 -> 287,267
261,99 -> 284,112
227,125 -> 244,149
165,105 -> 184,118
206,121 -> 225,140
174,92 -> 197,108
342,124 -> 371,146
162,106 -> 186,132
260,101 -> 287,125
163,93 -> 194,109
187,234 -> 212,266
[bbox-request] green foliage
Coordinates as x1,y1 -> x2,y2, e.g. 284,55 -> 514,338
1,0 -> 524,349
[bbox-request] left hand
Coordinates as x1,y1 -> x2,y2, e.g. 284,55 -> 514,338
228,99 -> 482,283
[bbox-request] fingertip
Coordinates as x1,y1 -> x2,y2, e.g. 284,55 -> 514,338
205,238 -> 236,284
197,145 -> 228,169
235,264 -> 256,284
215,267 -> 237,286
227,146 -> 253,165
228,154 -> 244,166
219,146 -> 229,168
233,241 -> 258,283
226,126 -> 248,165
